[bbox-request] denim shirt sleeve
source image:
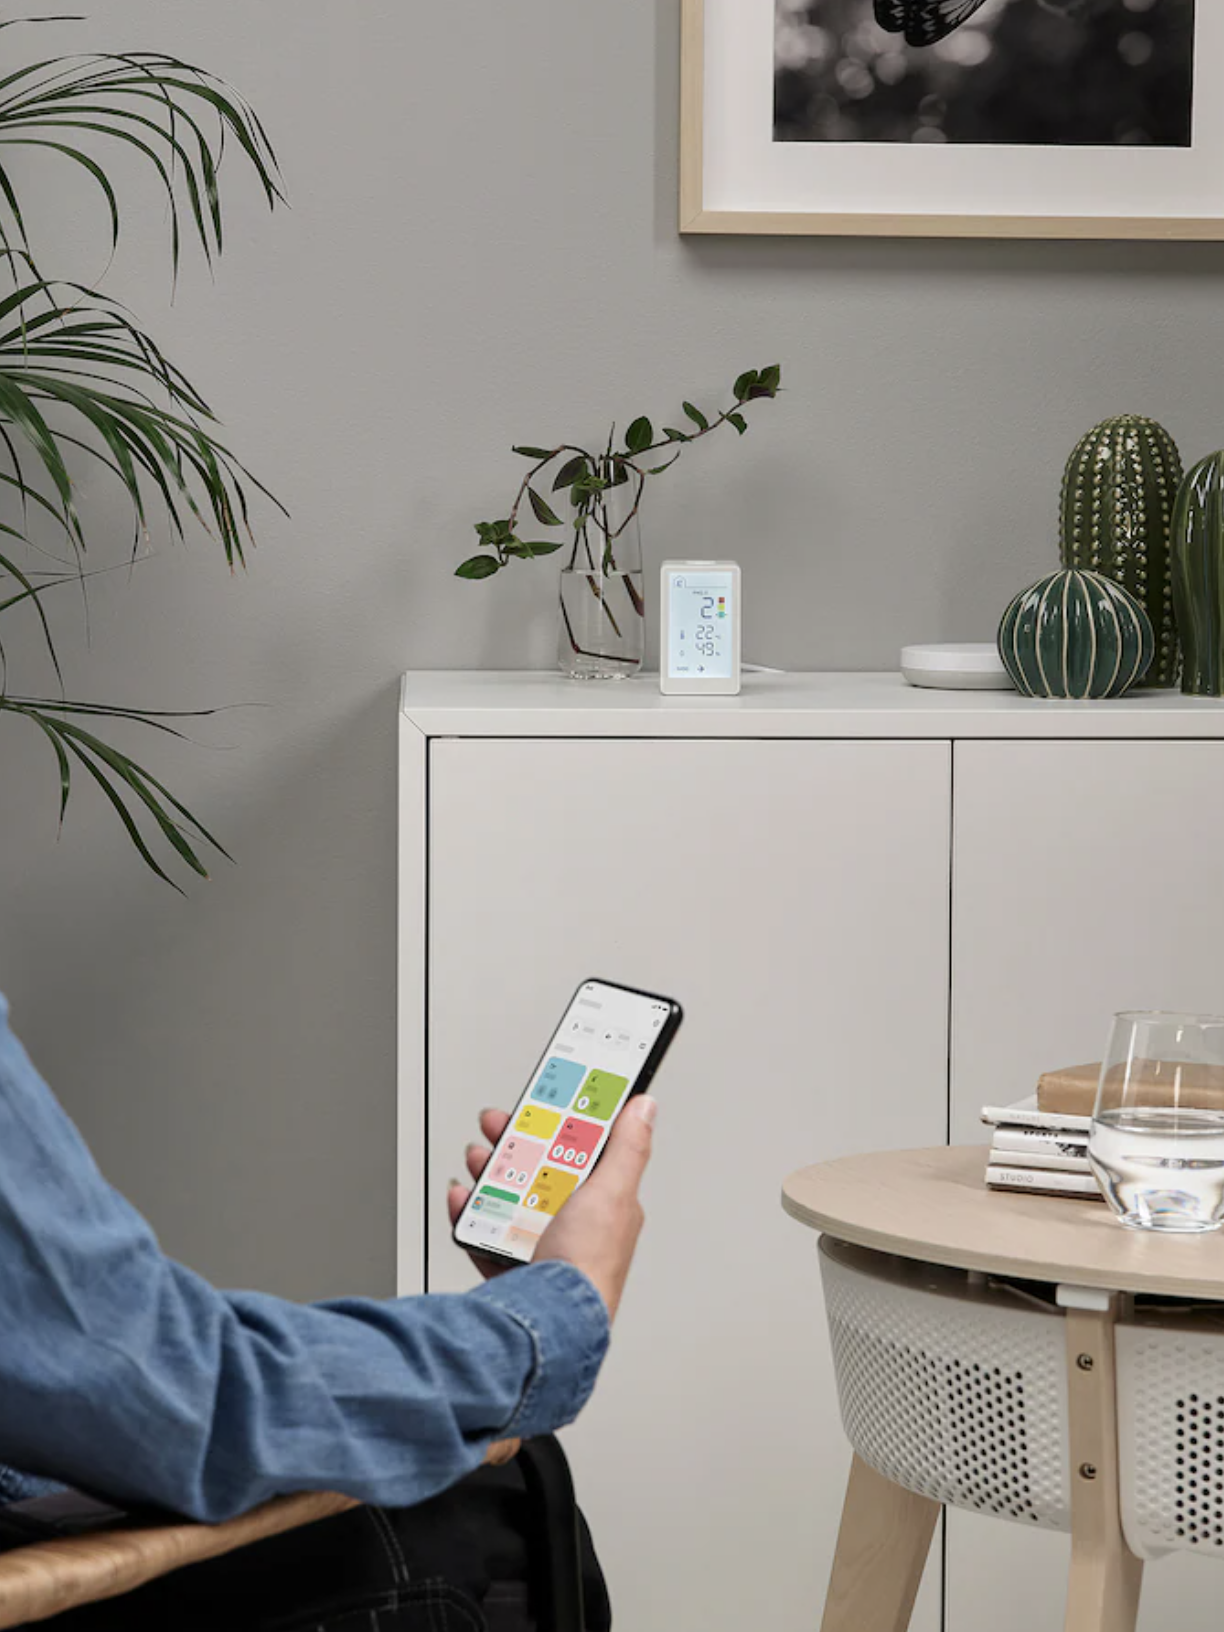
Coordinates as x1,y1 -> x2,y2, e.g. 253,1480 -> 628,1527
0,996 -> 610,1522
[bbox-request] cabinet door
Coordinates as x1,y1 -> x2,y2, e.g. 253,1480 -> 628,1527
428,739 -> 950,1632
950,740 -> 1224,1632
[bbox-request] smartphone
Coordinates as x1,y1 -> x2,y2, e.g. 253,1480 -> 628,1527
452,978 -> 683,1267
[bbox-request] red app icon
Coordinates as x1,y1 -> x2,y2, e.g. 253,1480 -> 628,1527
547,1116 -> 602,1172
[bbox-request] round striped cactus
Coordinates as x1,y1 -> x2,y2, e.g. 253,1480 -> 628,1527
1059,414 -> 1183,688
998,568 -> 1154,700
1171,451 -> 1224,697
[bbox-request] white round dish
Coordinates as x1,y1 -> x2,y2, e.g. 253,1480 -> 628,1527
900,642 -> 1013,691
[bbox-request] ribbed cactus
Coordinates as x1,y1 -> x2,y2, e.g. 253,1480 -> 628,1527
998,568 -> 1154,700
1171,451 -> 1224,697
1059,414 -> 1183,688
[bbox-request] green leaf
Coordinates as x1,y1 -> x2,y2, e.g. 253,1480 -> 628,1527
528,488 -> 563,527
19,706 -> 71,826
728,411 -> 748,435
1,696 -> 230,888
758,363 -> 782,392
54,716 -> 215,878
552,455 -> 588,491
1,139 -> 120,251
0,43 -> 289,886
733,370 -> 759,402
682,401 -> 709,431
0,544 -> 64,681
505,539 -> 565,558
663,427 -> 689,442
512,445 -> 554,460
456,554 -> 500,579
0,47 -> 283,277
624,417 -> 653,455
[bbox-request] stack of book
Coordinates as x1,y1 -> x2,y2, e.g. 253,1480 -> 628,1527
982,1063 -> 1101,1201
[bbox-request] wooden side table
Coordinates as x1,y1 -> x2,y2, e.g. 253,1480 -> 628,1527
783,1146 -> 1224,1632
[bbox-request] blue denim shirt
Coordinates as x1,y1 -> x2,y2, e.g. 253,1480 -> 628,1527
0,995 -> 609,1521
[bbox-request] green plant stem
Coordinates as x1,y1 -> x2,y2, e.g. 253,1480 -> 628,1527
510,402 -> 746,574
461,368 -> 780,586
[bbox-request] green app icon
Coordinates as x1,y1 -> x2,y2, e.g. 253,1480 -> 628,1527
474,1187 -> 519,1224
572,1069 -> 629,1122
479,1186 -> 519,1206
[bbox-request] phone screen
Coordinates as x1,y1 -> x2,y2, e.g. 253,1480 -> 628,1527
452,978 -> 682,1266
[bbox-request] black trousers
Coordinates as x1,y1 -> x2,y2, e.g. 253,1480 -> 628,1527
34,1460 -> 612,1632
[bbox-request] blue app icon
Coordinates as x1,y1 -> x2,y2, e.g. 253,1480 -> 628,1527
529,1056 -> 586,1109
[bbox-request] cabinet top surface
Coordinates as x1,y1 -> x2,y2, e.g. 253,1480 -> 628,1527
783,1146 -> 1224,1300
400,672 -> 1224,739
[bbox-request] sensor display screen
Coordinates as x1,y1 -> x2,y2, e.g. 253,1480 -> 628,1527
666,569 -> 734,681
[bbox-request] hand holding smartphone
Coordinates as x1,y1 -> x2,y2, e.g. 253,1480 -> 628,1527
452,979 -> 682,1269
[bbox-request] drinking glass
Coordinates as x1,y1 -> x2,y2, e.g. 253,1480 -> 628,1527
1089,1012 -> 1224,1233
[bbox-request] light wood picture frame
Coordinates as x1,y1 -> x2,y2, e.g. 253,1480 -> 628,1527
680,0 -> 1224,241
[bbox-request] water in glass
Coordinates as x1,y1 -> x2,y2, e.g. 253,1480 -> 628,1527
1089,1011 -> 1224,1233
1090,1106 -> 1224,1233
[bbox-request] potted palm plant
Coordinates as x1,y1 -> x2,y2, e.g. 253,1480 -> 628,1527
0,17 -> 281,886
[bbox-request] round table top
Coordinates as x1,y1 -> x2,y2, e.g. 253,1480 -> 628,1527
781,1145 -> 1224,1301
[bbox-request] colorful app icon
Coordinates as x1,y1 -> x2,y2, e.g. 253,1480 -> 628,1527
530,1056 -> 586,1109
572,1070 -> 629,1122
523,1166 -> 580,1216
513,1103 -> 561,1143
490,1135 -> 546,1193
472,1187 -> 519,1226
547,1116 -> 603,1172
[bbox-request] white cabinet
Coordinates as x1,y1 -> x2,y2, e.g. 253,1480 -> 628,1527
400,674 -> 1224,1632
424,738 -> 950,1632
950,741 -> 1224,1142
949,739 -> 1224,1632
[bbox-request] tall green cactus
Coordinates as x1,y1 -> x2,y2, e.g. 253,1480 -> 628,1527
1171,451 -> 1224,697
1059,414 -> 1183,688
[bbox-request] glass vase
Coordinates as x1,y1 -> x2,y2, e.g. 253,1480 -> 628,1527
556,472 -> 645,680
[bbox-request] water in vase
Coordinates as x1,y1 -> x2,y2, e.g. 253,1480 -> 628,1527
557,567 -> 645,680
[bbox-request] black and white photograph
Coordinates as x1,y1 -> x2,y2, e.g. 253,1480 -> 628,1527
774,0 -> 1195,147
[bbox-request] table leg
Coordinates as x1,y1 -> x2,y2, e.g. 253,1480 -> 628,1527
820,1453 -> 940,1632
1062,1299 -> 1144,1632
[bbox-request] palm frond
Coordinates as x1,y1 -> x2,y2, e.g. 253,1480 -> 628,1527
0,22 -> 283,886
0,39 -> 283,271
0,694 -> 230,891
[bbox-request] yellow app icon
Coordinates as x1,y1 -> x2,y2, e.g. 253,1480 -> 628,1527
523,1166 -> 580,1217
513,1104 -> 561,1143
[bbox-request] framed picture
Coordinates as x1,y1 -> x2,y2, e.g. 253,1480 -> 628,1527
680,0 -> 1222,239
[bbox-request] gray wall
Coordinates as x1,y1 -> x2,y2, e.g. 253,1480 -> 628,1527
0,1 -> 1222,1298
